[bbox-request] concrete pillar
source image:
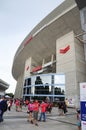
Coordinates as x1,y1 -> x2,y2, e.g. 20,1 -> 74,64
14,74 -> 24,99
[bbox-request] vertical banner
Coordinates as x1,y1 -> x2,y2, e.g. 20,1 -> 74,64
80,82 -> 86,130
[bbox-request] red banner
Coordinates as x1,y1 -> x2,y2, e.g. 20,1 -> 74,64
60,45 -> 70,54
32,66 -> 42,72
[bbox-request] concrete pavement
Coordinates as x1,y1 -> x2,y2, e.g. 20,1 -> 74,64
0,105 -> 78,130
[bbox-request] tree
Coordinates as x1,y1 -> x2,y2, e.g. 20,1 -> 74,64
5,93 -> 14,98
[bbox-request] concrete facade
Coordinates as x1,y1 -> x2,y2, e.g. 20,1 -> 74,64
14,74 -> 24,98
56,31 -> 86,107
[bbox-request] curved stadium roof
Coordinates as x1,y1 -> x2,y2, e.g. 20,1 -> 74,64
0,79 -> 9,91
12,0 -> 82,80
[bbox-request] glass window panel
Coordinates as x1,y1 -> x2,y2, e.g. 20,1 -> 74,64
34,84 -> 51,95
54,85 -> 65,95
40,75 -> 51,84
27,87 -> 31,94
23,88 -> 26,94
23,74 -> 65,97
27,78 -> 31,85
31,74 -> 51,85
54,74 -> 65,84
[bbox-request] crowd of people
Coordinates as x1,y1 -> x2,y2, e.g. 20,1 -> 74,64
13,98 -> 69,126
0,96 -> 81,130
14,98 -> 53,126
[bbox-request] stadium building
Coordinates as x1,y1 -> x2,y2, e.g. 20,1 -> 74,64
12,0 -> 86,107
0,79 -> 9,98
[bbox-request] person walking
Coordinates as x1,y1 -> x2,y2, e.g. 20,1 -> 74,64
0,96 -> 7,122
58,101 -> 64,116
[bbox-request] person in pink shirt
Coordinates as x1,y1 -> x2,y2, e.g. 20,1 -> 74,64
27,101 -> 33,123
39,100 -> 48,122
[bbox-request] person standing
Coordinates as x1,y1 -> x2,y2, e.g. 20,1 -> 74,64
15,99 -> 20,111
32,100 -> 39,126
76,109 -> 81,130
7,99 -> 12,111
20,98 -> 23,111
27,101 -> 33,123
62,101 -> 68,115
39,100 -> 47,122
65,98 -> 68,112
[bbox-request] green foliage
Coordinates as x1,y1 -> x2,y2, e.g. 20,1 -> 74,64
5,93 -> 14,98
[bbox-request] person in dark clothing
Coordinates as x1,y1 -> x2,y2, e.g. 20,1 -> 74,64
0,96 -> 7,122
46,102 -> 53,113
58,102 -> 64,116
62,101 -> 68,115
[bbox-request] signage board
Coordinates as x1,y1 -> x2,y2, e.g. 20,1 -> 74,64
80,82 -> 86,130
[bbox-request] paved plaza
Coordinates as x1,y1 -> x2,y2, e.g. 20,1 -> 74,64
0,105 -> 78,130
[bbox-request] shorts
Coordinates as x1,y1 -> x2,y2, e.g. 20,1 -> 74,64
77,121 -> 81,127
27,110 -> 33,114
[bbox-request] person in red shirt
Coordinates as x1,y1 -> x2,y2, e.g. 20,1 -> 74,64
32,100 -> 39,126
39,100 -> 48,122
15,99 -> 20,112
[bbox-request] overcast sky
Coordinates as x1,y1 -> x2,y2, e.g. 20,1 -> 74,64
0,0 -> 64,94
